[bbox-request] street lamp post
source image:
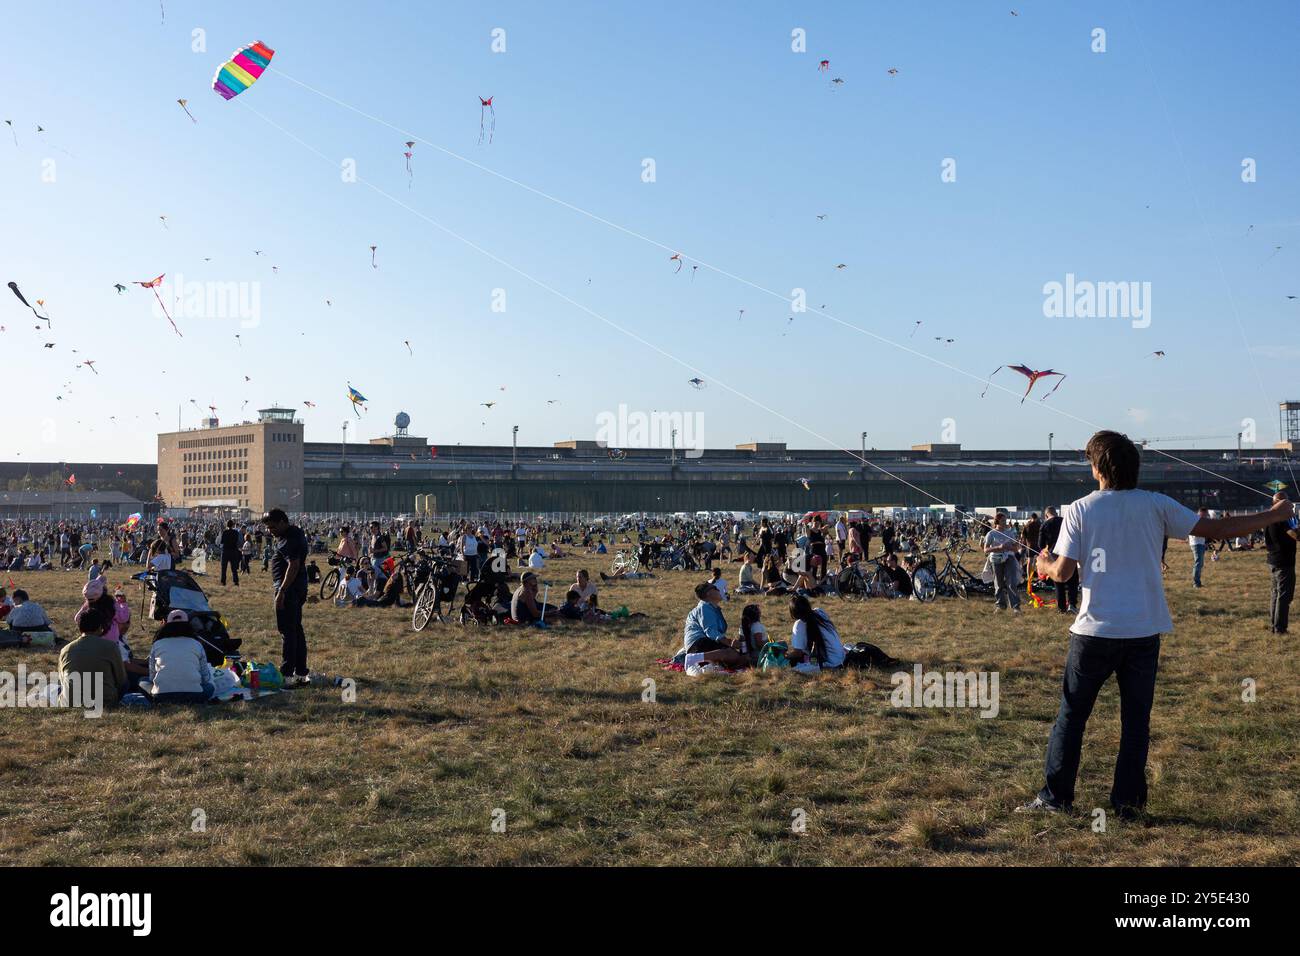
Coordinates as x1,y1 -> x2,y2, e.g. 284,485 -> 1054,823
341,421 -> 349,473
512,425 -> 518,467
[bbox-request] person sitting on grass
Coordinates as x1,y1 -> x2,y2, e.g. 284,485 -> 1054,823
7,589 -> 54,636
335,566 -> 365,607
736,553 -> 759,594
143,610 -> 215,704
574,569 -> 598,609
511,571 -> 559,625
356,569 -> 408,608
784,594 -> 847,675
760,553 -> 789,595
709,566 -> 729,602
558,588 -> 607,623
681,581 -> 748,667
884,552 -> 914,598
58,606 -> 126,709
737,603 -> 767,664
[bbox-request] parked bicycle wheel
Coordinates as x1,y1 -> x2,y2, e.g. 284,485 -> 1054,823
320,568 -> 339,600
411,583 -> 438,631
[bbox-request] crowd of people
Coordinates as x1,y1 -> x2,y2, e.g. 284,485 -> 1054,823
8,429 -> 1297,823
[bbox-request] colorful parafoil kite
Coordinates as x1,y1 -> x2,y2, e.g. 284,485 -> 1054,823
347,384 -> 368,417
212,41 -> 275,101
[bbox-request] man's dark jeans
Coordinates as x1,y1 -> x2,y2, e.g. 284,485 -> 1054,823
276,590 -> 308,677
1039,633 -> 1160,812
1270,564 -> 1295,633
220,551 -> 240,586
1055,568 -> 1079,612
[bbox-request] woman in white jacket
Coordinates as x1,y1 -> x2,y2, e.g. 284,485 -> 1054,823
145,610 -> 215,704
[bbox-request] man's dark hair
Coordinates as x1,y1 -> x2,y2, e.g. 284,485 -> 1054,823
77,606 -> 106,635
694,581 -> 715,601
226,520 -> 235,529
12,589 -> 28,602
1085,430 -> 1141,490
262,508 -> 288,525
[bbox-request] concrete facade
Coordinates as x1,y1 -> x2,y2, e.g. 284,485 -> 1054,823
156,408 -> 304,513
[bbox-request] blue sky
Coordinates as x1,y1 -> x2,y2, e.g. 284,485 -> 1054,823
1,0 -> 1297,465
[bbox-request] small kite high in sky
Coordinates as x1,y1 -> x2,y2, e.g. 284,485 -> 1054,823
818,59 -> 830,72
113,283 -> 126,294
212,41 -> 275,101
7,282 -> 51,325
303,400 -> 316,408
478,96 -> 495,145
800,477 -> 812,491
347,385 -> 367,416
403,141 -> 415,188
370,245 -> 378,269
135,275 -> 182,336
981,364 -> 1067,403
177,99 -> 196,123
669,253 -> 683,273
4,120 -> 15,147
688,377 -> 706,390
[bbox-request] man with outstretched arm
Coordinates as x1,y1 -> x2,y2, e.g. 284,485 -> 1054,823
1019,430 -> 1292,819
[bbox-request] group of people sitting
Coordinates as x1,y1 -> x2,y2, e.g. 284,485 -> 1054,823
54,577 -> 221,707
680,580 -> 898,675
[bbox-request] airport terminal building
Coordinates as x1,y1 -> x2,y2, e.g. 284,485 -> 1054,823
120,406 -> 1300,517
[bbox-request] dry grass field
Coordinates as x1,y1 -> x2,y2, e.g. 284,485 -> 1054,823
1,539 -> 1296,866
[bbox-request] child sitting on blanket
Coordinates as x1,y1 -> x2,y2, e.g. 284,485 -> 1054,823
143,610 -> 215,704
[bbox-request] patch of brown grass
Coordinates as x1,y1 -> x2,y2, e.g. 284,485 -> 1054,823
0,541 -> 1295,865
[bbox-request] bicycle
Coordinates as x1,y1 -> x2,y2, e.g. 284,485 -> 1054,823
610,550 -> 640,576
409,549 -> 458,631
320,555 -> 372,600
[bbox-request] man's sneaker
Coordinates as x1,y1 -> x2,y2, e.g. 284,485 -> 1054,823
1015,796 -> 1065,814
283,674 -> 303,688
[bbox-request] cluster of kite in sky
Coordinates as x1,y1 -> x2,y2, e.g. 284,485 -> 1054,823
5,9 -> 1298,462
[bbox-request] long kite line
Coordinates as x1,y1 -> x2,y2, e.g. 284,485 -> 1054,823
1123,0 -> 1300,498
238,99 -> 1279,534
260,71 -> 1284,505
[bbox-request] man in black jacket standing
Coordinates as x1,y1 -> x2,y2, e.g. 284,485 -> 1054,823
1038,506 -> 1078,614
1263,491 -> 1297,635
263,509 -> 310,686
219,520 -> 242,587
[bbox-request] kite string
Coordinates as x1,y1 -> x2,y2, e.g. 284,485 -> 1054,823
237,97 -> 1040,550
270,66 -> 1279,504
1124,0 -> 1300,498
240,95 -> 1274,531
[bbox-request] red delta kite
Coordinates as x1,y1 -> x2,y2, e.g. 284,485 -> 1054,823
981,364 -> 1067,403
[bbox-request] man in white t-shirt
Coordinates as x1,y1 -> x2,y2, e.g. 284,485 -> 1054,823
1022,430 -> 1291,818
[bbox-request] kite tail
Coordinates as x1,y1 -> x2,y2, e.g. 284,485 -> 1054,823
980,365 -> 1005,399
152,288 -> 182,337
1040,374 -> 1066,401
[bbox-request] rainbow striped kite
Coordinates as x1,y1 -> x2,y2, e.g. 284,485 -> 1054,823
122,513 -> 142,531
212,41 -> 275,101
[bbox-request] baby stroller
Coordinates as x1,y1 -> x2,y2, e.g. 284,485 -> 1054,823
459,566 -> 513,626
133,568 -> 241,666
